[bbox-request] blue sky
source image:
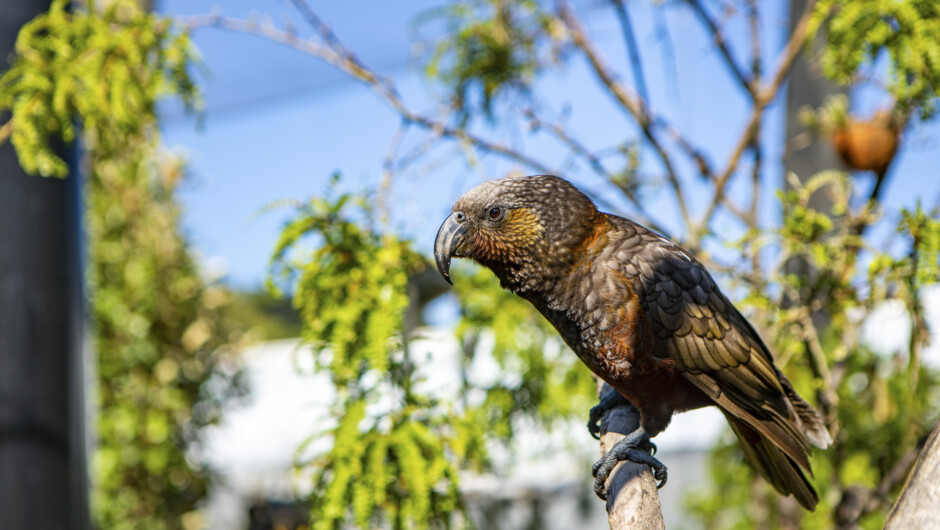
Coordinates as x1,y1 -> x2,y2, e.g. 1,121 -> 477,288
157,0 -> 940,289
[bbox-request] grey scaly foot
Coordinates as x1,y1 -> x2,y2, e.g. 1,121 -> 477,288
587,389 -> 631,439
591,428 -> 667,500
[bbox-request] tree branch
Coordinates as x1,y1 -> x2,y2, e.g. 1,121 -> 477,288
745,0 -> 762,85
610,0 -> 650,105
885,420 -> 940,528
597,382 -> 665,529
693,0 -> 818,244
799,309 -> 839,430
836,438 -> 922,526
684,0 -> 754,97
558,0 -> 692,232
179,13 -> 557,176
654,116 -> 715,179
652,5 -> 679,101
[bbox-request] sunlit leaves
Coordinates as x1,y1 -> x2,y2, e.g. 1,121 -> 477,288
899,203 -> 940,287
270,187 -> 421,390
271,189 -> 471,529
453,264 -> 595,436
0,0 -> 199,176
422,0 -> 562,123
1,2 -> 238,527
810,0 -> 940,118
89,139 -> 244,530
689,174 -> 940,528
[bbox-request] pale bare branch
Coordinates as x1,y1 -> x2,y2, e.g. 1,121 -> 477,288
179,14 -> 557,176
557,0 -> 693,232
522,109 -> 666,232
693,0 -> 819,245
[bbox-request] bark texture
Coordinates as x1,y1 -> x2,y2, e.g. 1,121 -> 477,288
885,420 -> 940,529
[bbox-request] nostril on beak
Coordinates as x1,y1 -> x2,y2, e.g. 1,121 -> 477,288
455,212 -> 466,223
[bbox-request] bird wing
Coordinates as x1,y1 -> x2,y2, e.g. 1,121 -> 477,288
620,231 -> 814,470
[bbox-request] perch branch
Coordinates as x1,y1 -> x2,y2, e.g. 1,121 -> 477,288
597,382 -> 665,529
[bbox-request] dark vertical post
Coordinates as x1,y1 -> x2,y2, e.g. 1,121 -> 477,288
0,1 -> 90,529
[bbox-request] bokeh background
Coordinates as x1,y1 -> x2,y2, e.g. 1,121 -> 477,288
1,0 -> 939,528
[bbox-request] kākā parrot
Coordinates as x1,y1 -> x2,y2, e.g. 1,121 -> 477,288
434,175 -> 832,509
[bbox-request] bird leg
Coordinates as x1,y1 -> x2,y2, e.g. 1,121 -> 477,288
592,426 -> 667,500
587,388 -> 632,439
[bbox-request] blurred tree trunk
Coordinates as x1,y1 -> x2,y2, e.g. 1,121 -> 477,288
783,0 -> 847,192
782,1 -> 861,527
0,2 -> 89,529
783,0 -> 847,296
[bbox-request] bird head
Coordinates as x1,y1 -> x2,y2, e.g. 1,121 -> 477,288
434,175 -> 597,292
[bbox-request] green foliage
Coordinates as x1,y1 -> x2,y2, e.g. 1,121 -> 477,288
810,0 -> 940,118
271,185 -> 474,529
453,265 -> 596,439
0,0 -> 198,177
271,182 -> 597,529
422,0 -> 563,123
221,289 -> 303,341
89,141 -> 244,530
270,186 -> 423,390
1,2 -> 239,528
898,202 -> 940,288
686,173 -> 940,528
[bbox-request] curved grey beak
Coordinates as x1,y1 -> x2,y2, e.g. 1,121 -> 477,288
434,212 -> 467,285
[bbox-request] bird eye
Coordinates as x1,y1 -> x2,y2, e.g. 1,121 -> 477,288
488,206 -> 502,220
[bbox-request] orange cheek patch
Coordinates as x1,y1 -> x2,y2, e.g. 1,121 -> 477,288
466,208 -> 542,263
503,208 -> 541,246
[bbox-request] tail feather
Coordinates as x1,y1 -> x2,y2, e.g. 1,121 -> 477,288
780,374 -> 833,449
724,412 -> 819,511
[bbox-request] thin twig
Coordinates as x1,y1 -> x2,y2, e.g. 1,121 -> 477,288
693,0 -> 818,244
745,0 -> 762,230
744,0 -> 763,237
839,438 -> 923,526
653,6 -> 680,101
744,145 -> 764,287
654,117 -> 715,179
377,121 -> 408,224
0,118 -> 13,145
610,0 -> 650,105
685,0 -> 753,97
747,149 -> 762,225
745,0 -> 762,84
180,13 -> 557,176
395,133 -> 444,172
522,109 -> 665,232
800,308 -> 839,431
557,0 -> 693,233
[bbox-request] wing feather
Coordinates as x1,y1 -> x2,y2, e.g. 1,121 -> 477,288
622,229 -> 818,471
